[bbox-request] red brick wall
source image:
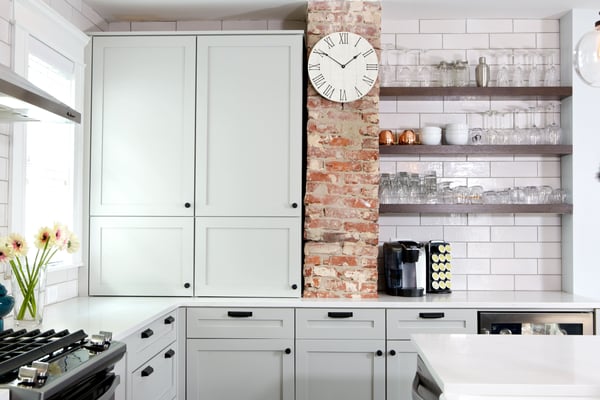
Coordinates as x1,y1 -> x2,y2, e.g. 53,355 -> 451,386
303,1 -> 381,298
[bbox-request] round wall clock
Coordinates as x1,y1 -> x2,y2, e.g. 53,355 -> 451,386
307,31 -> 379,103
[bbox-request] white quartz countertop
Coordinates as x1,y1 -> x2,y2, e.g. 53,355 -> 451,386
4,291 -> 597,340
411,333 -> 600,399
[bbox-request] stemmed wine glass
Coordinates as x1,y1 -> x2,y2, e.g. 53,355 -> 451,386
543,51 -> 559,87
544,103 -> 562,144
511,52 -> 524,87
496,51 -> 510,87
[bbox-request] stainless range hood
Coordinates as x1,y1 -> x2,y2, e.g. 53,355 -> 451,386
0,63 -> 81,124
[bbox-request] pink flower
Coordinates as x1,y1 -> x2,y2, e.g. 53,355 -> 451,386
8,233 -> 28,256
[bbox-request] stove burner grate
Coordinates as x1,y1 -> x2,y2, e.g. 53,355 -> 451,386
0,329 -> 88,380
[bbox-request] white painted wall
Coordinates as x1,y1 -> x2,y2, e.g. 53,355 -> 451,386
561,9 -> 600,298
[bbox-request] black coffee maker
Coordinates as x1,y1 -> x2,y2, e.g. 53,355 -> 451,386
383,241 -> 424,297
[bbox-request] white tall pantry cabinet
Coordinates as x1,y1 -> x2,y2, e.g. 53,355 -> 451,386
87,32 -> 303,297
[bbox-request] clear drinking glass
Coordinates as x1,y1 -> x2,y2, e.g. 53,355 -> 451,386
380,43 -> 396,86
544,103 -> 562,144
526,51 -> 540,87
496,51 -> 510,87
543,52 -> 559,87
511,52 -> 524,87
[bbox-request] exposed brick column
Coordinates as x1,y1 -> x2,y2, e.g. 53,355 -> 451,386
303,1 -> 381,298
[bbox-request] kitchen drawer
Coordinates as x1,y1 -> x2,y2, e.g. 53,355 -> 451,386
126,310 -> 178,370
187,307 -> 294,339
296,308 -> 385,340
387,309 -> 477,339
131,343 -> 177,400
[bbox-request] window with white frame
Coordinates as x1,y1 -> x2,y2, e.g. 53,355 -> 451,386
11,0 -> 88,267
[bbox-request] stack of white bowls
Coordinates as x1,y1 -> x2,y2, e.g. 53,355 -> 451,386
444,123 -> 469,145
420,126 -> 442,145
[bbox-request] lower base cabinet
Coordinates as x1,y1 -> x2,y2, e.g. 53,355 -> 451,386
186,339 -> 294,399
295,340 -> 386,400
131,344 -> 177,400
386,341 -> 418,400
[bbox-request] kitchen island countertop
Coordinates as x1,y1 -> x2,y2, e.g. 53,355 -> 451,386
411,333 -> 600,399
4,290 -> 598,340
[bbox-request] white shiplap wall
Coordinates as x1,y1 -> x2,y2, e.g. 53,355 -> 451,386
379,18 -> 564,291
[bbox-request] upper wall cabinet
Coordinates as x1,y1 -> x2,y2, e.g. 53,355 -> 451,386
90,36 -> 196,216
195,35 -> 303,217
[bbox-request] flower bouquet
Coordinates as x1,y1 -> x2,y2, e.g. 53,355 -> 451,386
0,224 -> 79,326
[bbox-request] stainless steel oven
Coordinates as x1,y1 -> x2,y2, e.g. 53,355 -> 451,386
478,311 -> 594,335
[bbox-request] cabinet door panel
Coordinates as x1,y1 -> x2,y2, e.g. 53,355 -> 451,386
196,35 -> 302,217
89,217 -> 194,295
195,217 -> 301,297
187,339 -> 294,400
131,344 -> 177,400
90,36 -> 196,216
296,340 -> 385,400
386,340 -> 417,400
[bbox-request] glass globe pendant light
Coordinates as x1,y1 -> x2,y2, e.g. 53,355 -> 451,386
574,12 -> 600,87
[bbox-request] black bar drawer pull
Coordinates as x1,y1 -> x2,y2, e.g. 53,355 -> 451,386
227,311 -> 253,318
164,316 -> 175,325
327,312 -> 354,319
164,349 -> 175,359
141,328 -> 154,339
141,366 -> 154,377
419,312 -> 445,319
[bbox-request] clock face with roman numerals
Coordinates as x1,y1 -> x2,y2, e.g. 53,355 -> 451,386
307,31 -> 379,103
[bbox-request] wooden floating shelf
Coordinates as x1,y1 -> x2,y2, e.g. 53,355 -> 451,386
379,86 -> 572,99
379,144 -> 573,155
380,204 -> 573,214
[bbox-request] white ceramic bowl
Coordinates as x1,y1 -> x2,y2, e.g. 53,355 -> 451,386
421,131 -> 442,145
445,131 -> 469,145
421,126 -> 442,135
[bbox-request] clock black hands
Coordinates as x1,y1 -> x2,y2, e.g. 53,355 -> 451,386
314,49 -> 345,68
342,53 -> 362,68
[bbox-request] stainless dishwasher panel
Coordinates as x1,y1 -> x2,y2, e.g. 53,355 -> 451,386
478,311 -> 594,335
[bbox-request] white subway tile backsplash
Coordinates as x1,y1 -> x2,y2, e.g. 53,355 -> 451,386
468,242 -> 514,258
491,226 -> 537,242
468,275 -> 514,290
379,226 -> 396,243
468,213 -> 515,226
395,34 -> 442,49
514,242 -> 561,258
491,259 -> 537,275
379,17 -> 563,292
395,226 -> 444,241
444,226 -> 490,242
444,162 -> 489,178
538,259 -> 562,275
514,214 -> 561,226
513,19 -> 559,33
421,214 -> 468,226
450,242 -> 467,258
420,19 -> 466,34
467,19 -> 512,33
453,258 -> 490,274
490,33 -> 536,49
536,33 -> 560,49
538,226 -> 561,242
443,34 -> 489,50
450,274 -> 467,290
514,275 -> 561,291
396,100 -> 444,113
490,162 -> 537,177
383,19 -> 419,34
379,113 -> 419,130
380,161 -> 396,174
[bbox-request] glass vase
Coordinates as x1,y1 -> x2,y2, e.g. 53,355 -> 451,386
11,266 -> 47,328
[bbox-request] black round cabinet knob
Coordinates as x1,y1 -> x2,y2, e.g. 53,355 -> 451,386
184,202 -> 191,208
291,284 -> 298,290
184,282 -> 191,289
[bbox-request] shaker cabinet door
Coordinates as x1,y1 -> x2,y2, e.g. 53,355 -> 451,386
195,217 -> 301,297
89,217 -> 194,295
186,339 -> 294,400
90,35 -> 196,216
295,339 -> 386,400
195,34 -> 303,217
